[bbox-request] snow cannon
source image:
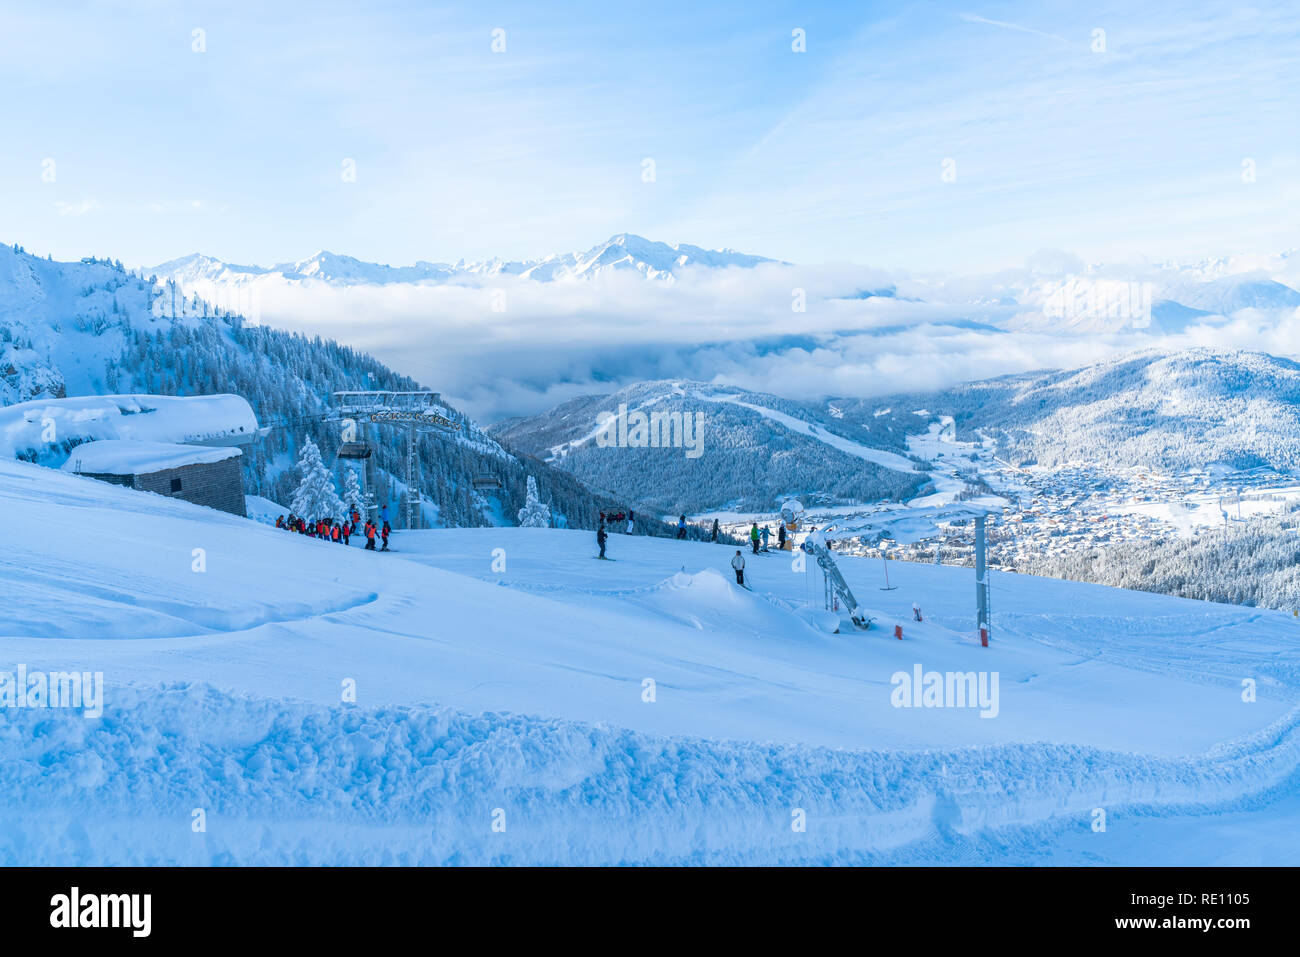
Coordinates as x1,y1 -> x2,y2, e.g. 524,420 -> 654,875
780,499 -> 804,532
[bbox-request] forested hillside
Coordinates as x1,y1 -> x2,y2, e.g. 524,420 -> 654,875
0,243 -> 650,531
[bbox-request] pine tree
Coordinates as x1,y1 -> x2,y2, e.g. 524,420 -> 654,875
291,439 -> 345,520
517,475 -> 551,527
341,465 -> 364,513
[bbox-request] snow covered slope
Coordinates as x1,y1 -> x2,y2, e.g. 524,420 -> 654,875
853,348 -> 1300,472
2,456 -> 1298,864
490,380 -> 926,513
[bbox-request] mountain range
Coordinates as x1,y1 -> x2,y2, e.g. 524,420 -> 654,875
151,233 -> 777,288
493,349 -> 1300,514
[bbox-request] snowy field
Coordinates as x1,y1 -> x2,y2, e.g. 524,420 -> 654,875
2,456 -> 1299,864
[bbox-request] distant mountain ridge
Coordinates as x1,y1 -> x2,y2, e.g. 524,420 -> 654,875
490,380 -> 927,514
828,348 -> 1300,473
152,233 -> 777,288
495,349 -> 1300,513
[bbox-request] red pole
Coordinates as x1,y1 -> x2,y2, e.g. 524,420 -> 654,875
980,626 -> 989,648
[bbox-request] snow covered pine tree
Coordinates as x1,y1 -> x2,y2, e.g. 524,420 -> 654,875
341,465 -> 364,514
291,439 -> 346,520
517,475 -> 551,528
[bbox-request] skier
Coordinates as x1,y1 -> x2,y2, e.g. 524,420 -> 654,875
750,522 -> 760,554
365,521 -> 377,550
597,523 -> 608,559
381,522 -> 390,551
275,515 -> 285,529
625,510 -> 634,534
731,550 -> 746,586
331,523 -> 341,543
777,523 -> 786,550
760,525 -> 770,551
341,521 -> 351,546
677,515 -> 687,540
380,503 -> 389,525
711,518 -> 719,543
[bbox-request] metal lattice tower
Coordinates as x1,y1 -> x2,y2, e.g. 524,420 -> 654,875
333,391 -> 459,529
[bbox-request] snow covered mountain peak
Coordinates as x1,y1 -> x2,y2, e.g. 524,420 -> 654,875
148,233 -> 776,289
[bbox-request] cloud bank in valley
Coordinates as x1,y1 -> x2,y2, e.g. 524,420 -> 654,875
199,254 -> 1300,424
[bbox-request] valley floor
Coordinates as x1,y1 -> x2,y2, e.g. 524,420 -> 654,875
2,457 -> 1298,864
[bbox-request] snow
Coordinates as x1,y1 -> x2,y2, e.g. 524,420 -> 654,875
61,439 -> 240,475
2,455 -> 1299,864
0,393 -> 260,463
697,393 -> 919,473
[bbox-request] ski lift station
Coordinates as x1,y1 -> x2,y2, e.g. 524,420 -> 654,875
0,393 -> 265,516
332,391 -> 459,529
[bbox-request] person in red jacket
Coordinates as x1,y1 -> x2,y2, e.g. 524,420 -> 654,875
331,523 -> 341,543
365,521 -> 377,550
380,522 -> 390,551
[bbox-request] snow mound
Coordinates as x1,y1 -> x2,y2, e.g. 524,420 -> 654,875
630,567 -> 827,640
3,684 -> 1298,865
792,605 -> 842,634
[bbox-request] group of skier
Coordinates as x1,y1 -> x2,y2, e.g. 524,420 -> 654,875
598,510 -> 635,534
595,508 -> 638,559
746,521 -> 785,554
275,504 -> 391,551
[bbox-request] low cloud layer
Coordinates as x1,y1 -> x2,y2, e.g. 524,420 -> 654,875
193,256 -> 1300,424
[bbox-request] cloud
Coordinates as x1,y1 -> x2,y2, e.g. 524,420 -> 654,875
180,254 -> 1300,424
54,199 -> 96,216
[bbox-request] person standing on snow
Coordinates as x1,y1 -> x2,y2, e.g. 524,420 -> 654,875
760,525 -> 770,551
731,550 -> 746,586
381,523 -> 390,551
597,523 -> 608,559
677,515 -> 687,540
710,519 -> 719,543
365,521 -> 377,550
380,503 -> 390,525
778,523 -> 786,550
341,521 -> 351,546
750,522 -> 760,554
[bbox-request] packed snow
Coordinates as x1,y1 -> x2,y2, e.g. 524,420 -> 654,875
1,456 -> 1298,864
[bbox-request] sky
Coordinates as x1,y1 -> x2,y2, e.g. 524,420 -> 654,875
2,0 -> 1297,273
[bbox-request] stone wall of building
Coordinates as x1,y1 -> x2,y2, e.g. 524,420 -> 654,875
130,455 -> 246,517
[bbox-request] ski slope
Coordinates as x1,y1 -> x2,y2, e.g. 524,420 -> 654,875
2,456 -> 1299,864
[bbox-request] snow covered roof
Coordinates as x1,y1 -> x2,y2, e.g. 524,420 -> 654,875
0,393 -> 261,462
62,439 -> 241,475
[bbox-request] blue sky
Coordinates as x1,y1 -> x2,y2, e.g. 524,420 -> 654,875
2,0 -> 1297,271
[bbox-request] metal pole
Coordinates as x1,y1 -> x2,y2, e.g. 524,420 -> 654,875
975,514 -> 989,637
363,420 -> 378,526
405,423 -> 418,530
